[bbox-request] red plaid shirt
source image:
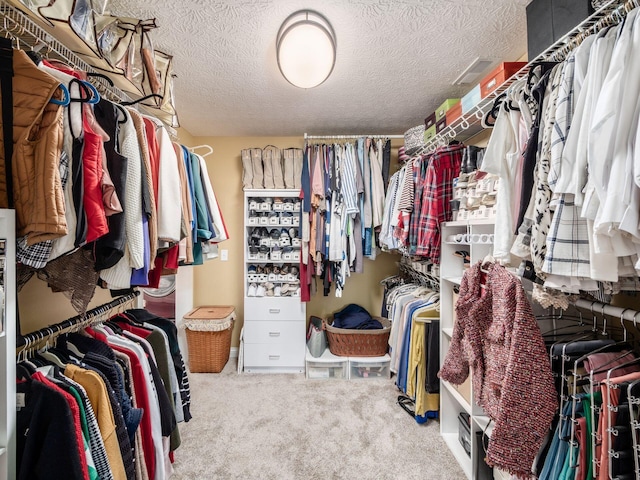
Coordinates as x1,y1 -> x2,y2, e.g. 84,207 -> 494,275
414,144 -> 463,262
408,155 -> 429,255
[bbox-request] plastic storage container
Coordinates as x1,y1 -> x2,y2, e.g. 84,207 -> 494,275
184,306 -> 236,373
348,354 -> 391,379
305,347 -> 348,379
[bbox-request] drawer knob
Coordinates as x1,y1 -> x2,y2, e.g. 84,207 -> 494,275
268,308 -> 280,314
269,332 -> 281,337
268,355 -> 280,360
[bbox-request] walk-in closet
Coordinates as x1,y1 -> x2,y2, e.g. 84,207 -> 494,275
2,0 -> 640,479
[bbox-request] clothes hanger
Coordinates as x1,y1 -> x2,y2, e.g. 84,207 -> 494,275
121,93 -> 163,106
189,144 -> 214,157
68,78 -> 95,104
50,83 -> 70,106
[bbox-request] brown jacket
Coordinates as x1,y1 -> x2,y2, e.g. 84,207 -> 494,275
0,49 -> 66,244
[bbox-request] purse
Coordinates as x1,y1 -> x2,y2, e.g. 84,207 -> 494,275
306,316 -> 327,358
404,124 -> 425,156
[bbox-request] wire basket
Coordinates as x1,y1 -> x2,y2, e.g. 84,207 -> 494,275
323,316 -> 391,357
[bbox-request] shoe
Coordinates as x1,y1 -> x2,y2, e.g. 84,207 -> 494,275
279,229 -> 291,246
281,283 -> 290,294
453,250 -> 470,266
481,193 -> 497,206
247,283 -> 257,297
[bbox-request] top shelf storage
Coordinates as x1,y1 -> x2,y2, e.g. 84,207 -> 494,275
423,0 -> 629,152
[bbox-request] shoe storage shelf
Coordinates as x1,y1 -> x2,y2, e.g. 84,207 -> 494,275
243,189 -> 306,373
439,220 -> 494,480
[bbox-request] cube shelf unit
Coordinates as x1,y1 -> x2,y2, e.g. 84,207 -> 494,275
440,219 -> 494,480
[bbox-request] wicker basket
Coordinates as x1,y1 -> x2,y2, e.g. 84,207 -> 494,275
323,316 -> 391,357
184,306 -> 235,373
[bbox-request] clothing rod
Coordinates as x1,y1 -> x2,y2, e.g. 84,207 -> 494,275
574,298 -> 640,323
16,290 -> 140,348
304,133 -> 404,140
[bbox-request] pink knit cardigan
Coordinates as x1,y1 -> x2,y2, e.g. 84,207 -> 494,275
439,262 -> 557,478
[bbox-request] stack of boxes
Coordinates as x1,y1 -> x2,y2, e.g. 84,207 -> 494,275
422,61 -> 527,143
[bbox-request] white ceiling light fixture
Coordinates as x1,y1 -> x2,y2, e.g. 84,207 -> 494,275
276,10 -> 336,89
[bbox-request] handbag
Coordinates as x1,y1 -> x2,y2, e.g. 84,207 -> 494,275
306,316 -> 327,358
404,124 -> 425,156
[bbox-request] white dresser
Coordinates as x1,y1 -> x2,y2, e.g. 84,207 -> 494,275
243,189 -> 305,373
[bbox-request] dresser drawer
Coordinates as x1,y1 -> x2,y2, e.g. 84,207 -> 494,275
244,343 -> 305,368
245,297 -> 305,321
244,320 -> 305,345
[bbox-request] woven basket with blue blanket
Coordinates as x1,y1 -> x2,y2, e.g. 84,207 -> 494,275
323,304 -> 390,357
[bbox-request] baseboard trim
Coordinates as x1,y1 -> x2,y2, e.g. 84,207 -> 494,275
230,347 -> 239,358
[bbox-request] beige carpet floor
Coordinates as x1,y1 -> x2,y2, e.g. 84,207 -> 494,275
168,359 -> 466,479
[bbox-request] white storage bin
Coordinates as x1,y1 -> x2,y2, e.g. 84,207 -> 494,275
292,238 -> 301,247
292,216 -> 300,226
260,202 -> 271,211
248,217 -> 258,225
269,216 -> 279,225
293,201 -> 301,212
305,347 -> 348,379
348,354 -> 391,380
259,217 -> 269,225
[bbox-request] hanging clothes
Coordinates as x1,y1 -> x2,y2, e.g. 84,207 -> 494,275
439,262 -> 558,477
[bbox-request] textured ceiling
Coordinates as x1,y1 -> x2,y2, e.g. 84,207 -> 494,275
107,0 -> 530,137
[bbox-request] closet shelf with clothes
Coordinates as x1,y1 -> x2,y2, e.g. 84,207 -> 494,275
16,294 -> 192,480
0,21 -> 229,313
300,136 -> 393,299
381,272 -> 440,424
539,300 -> 640,480
480,0 -> 640,309
420,0 -> 630,155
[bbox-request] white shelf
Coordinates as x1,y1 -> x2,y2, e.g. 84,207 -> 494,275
442,327 -> 454,338
442,433 -> 472,480
247,223 -> 300,228
442,276 -> 463,285
246,259 -> 301,264
443,218 -> 496,227
442,380 -> 472,414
